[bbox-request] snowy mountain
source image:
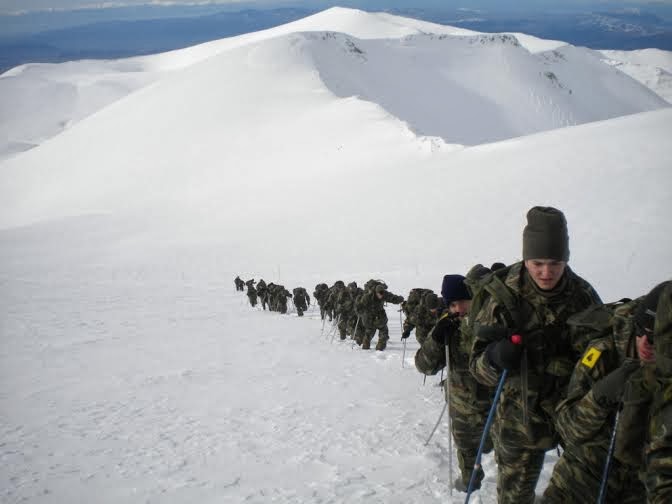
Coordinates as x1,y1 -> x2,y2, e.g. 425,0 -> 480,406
600,47 -> 672,103
6,6 -> 668,161
1,7 -> 671,504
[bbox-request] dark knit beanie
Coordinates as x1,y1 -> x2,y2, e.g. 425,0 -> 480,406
634,281 -> 670,335
441,275 -> 471,304
522,206 -> 570,261
490,262 -> 506,271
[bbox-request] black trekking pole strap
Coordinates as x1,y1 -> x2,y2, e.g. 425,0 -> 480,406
597,408 -> 621,504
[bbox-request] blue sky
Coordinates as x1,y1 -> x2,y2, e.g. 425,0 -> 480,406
2,0 -> 672,16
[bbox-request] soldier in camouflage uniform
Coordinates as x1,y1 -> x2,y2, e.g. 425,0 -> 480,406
245,279 -> 258,307
257,279 -> 268,310
235,275 -> 245,291
333,282 -> 355,340
324,281 -> 344,324
292,287 -> 310,317
645,281 -> 672,503
355,281 -> 404,351
402,289 -> 439,345
274,285 -> 292,314
416,273 -> 495,492
469,207 -> 601,504
313,283 -> 330,321
266,283 -> 277,311
542,296 -> 652,503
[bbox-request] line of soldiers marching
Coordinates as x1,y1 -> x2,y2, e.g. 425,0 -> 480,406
233,205 -> 671,504
235,276 -> 311,316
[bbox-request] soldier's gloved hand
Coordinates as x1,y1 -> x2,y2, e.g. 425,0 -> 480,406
486,338 -> 523,371
401,328 -> 411,340
592,359 -> 641,407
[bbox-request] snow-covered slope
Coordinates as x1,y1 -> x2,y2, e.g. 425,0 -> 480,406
600,47 -> 672,103
1,8 -> 671,503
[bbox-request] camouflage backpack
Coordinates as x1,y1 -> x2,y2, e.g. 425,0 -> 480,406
403,288 -> 433,324
566,297 -> 639,361
364,279 -> 387,293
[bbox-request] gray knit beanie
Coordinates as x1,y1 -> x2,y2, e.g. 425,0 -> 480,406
522,206 -> 570,261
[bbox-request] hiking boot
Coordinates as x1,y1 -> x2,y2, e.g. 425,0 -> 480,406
375,339 -> 387,351
362,338 -> 371,350
454,477 -> 480,493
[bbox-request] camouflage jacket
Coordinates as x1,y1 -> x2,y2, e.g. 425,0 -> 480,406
416,311 -> 494,411
646,282 -> 672,502
555,299 -> 652,473
469,261 -> 602,449
292,287 -> 309,306
356,289 -> 404,326
245,281 -> 257,295
325,286 -> 343,312
256,280 -> 267,296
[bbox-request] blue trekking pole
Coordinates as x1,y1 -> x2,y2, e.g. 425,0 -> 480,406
464,333 -> 521,503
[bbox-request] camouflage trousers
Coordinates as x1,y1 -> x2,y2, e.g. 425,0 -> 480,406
259,294 -> 268,310
247,293 -> 257,307
337,313 -> 351,339
491,441 -> 545,504
449,398 -> 493,486
363,324 -> 389,346
542,449 -> 645,504
295,302 -> 307,317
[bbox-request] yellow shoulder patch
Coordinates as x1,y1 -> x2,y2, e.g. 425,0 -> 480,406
581,347 -> 602,369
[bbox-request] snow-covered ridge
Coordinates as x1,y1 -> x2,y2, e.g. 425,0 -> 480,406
295,30 -> 666,144
600,48 -> 672,103
0,7 -> 566,161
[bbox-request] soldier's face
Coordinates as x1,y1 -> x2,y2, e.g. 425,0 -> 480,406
524,259 -> 566,290
376,291 -> 385,300
448,300 -> 471,318
636,334 -> 656,363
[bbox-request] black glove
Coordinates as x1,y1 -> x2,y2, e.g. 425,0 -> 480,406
592,359 -> 641,407
401,328 -> 411,340
486,338 -> 523,370
431,314 -> 461,344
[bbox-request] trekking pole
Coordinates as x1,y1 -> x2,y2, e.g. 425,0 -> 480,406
424,401 -> 447,446
401,338 -> 407,367
321,314 -> 326,336
597,408 -> 622,504
327,315 -> 338,340
351,316 -> 360,349
330,315 -> 341,343
445,330 -> 453,497
465,369 -> 508,502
